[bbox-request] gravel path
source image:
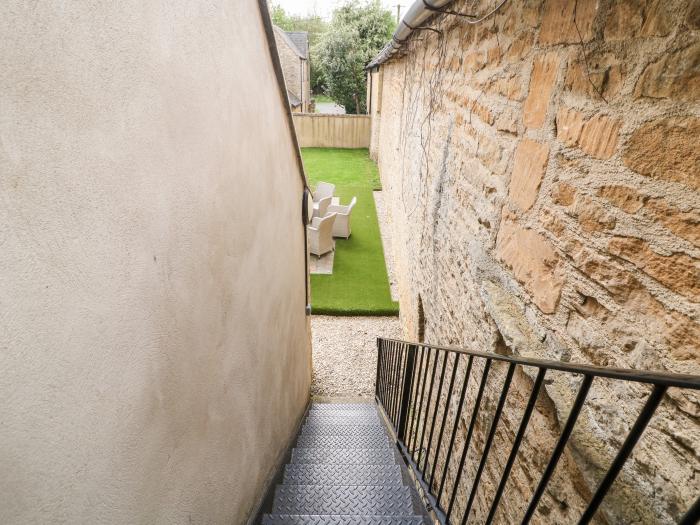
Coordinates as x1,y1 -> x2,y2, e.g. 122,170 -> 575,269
315,102 -> 346,114
373,191 -> 399,301
311,315 -> 401,398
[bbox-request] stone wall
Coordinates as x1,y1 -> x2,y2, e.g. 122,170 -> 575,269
274,27 -> 311,112
369,0 -> 699,522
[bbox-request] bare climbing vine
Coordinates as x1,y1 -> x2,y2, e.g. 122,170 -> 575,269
573,0 -> 609,104
396,0 -> 511,222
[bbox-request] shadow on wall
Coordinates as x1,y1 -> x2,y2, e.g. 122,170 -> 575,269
417,295 -> 426,343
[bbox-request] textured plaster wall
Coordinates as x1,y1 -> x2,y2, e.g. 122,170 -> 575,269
370,0 -> 699,523
0,1 -> 311,524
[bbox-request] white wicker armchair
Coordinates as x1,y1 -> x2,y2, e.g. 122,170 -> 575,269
313,182 -> 335,202
312,196 -> 332,219
307,213 -> 337,256
327,197 -> 357,238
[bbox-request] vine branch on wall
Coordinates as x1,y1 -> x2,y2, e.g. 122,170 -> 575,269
573,0 -> 609,104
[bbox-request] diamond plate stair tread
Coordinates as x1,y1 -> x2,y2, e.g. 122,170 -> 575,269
304,416 -> 381,425
272,485 -> 414,516
302,421 -> 383,429
308,408 -> 378,415
296,434 -> 390,448
283,464 -> 403,485
310,404 -> 378,411
291,448 -> 396,465
300,425 -> 389,438
262,515 -> 424,524
307,409 -> 379,416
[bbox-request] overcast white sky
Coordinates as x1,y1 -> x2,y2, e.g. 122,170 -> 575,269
272,0 -> 407,19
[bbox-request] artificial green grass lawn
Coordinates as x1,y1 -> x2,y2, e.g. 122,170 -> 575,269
303,148 -> 399,316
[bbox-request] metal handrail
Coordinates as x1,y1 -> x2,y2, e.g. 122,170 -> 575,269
379,337 -> 700,389
375,337 -> 700,525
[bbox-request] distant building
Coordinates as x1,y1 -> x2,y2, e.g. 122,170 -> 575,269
273,26 -> 311,113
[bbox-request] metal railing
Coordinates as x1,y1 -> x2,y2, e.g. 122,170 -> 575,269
375,337 -> 700,525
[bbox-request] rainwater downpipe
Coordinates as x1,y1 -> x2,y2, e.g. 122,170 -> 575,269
366,0 -> 456,69
300,59 -> 304,111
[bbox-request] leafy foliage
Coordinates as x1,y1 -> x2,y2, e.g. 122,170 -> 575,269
314,1 -> 395,113
270,3 -> 294,29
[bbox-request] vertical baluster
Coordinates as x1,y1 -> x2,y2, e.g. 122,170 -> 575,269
377,339 -> 385,407
461,363 -> 516,524
409,345 -> 429,453
437,355 -> 474,507
375,339 -> 382,401
399,343 -> 410,424
407,345 -> 424,449
417,347 -> 440,476
446,358 -> 492,522
387,341 -> 397,423
578,384 -> 667,525
429,353 -> 461,489
392,342 -> 404,424
521,375 -> 593,525
384,340 -> 393,413
411,347 -> 433,458
394,343 -> 405,424
486,368 -> 546,525
379,340 -> 386,412
380,339 -> 389,410
423,350 -> 449,479
398,344 -> 418,443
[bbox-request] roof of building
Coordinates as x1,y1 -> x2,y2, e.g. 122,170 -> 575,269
286,31 -> 309,59
273,25 -> 309,60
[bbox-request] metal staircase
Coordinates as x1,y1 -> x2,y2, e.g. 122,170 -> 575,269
262,403 -> 425,524
259,337 -> 700,524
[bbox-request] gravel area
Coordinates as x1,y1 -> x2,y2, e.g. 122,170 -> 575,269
311,315 -> 401,398
373,191 -> 399,301
315,102 -> 346,114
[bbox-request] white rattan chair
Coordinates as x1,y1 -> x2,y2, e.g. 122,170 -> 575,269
327,197 -> 357,238
307,213 -> 337,256
313,182 -> 335,203
312,196 -> 332,219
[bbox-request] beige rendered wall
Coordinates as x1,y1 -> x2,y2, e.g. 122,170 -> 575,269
0,1 -> 311,524
370,0 -> 699,523
293,114 -> 371,148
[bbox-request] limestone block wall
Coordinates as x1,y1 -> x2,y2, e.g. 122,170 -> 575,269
0,2 -> 311,523
369,67 -> 384,159
370,0 -> 699,522
274,27 -> 311,112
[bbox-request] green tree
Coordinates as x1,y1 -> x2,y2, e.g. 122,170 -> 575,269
288,14 -> 328,94
314,1 -> 395,113
269,3 -> 294,29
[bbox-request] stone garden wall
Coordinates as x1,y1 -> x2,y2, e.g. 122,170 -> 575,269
369,0 -> 699,522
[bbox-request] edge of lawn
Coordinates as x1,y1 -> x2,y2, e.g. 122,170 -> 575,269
303,147 -> 398,317
311,306 -> 399,316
